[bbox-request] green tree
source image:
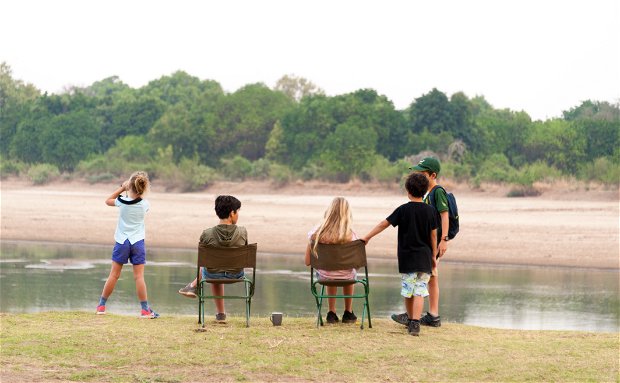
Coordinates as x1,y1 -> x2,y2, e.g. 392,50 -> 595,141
0,62 -> 40,155
523,119 -> 586,172
319,120 -> 378,181
274,74 -> 323,102
141,70 -> 223,106
278,94 -> 338,168
211,83 -> 294,161
149,103 -> 213,163
346,89 -> 407,160
40,111 -> 102,171
9,118 -> 46,164
84,76 -> 132,98
278,90 -> 404,168
265,120 -> 287,161
474,109 -> 532,166
408,88 -> 455,135
563,100 -> 619,162
449,92 -> 478,150
99,97 -> 166,150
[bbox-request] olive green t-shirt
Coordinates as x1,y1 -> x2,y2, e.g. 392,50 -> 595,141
200,224 -> 248,273
424,186 -> 448,242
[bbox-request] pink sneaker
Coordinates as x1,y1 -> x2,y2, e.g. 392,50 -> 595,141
140,308 -> 160,319
96,305 -> 106,315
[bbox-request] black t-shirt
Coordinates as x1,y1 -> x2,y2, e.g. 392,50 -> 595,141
386,201 -> 438,274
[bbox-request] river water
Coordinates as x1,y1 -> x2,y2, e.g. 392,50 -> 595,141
1,241 -> 618,332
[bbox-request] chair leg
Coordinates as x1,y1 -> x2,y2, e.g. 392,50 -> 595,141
361,302 -> 366,330
245,282 -> 251,327
198,284 -> 203,326
365,294 -> 372,329
316,285 -> 326,328
198,299 -> 202,325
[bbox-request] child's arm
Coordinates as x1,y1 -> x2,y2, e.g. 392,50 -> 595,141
438,210 -> 449,257
362,220 -> 390,244
430,228 -> 438,266
105,182 -> 127,206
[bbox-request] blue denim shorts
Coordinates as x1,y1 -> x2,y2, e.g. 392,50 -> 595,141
112,239 -> 146,265
202,268 -> 244,280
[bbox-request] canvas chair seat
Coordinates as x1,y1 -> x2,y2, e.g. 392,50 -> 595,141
310,240 -> 372,329
196,243 -> 257,328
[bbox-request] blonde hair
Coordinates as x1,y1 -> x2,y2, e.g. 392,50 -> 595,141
311,197 -> 353,256
129,171 -> 150,196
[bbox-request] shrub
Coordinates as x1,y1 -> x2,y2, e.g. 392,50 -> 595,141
321,170 -> 350,183
269,163 -> 292,187
0,159 -> 26,179
86,173 -> 116,184
473,153 -> 517,184
177,158 -> 217,192
146,146 -> 176,183
507,186 -> 541,197
250,158 -> 271,180
366,156 -> 402,184
512,161 -> 562,186
300,163 -> 322,181
76,154 -> 141,178
440,161 -> 473,183
27,163 -> 60,185
577,157 -> 620,185
221,155 -> 252,181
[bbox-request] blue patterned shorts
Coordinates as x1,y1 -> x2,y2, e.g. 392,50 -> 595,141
400,272 -> 431,298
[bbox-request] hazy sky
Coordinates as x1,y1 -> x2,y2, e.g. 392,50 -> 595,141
2,0 -> 619,120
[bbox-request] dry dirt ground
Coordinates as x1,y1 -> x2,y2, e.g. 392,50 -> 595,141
1,179 -> 618,269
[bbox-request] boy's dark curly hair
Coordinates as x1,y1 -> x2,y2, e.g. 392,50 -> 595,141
214,195 -> 241,219
405,172 -> 429,198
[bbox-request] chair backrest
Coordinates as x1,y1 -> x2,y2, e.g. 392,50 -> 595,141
197,243 -> 257,269
309,240 -> 367,271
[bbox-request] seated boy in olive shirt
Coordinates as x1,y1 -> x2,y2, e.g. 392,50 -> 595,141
178,195 -> 247,322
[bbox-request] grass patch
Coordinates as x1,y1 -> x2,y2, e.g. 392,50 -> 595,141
1,312 -> 618,382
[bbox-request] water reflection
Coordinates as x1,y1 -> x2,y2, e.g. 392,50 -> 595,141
1,241 -> 618,332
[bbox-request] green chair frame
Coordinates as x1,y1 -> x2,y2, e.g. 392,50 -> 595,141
197,243 -> 257,328
309,239 -> 372,329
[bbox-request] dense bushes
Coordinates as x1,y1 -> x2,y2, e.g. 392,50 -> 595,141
1,63 -> 618,191
27,164 -> 60,185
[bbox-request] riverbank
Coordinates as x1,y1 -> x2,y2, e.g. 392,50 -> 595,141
1,312 -> 618,382
1,179 -> 618,269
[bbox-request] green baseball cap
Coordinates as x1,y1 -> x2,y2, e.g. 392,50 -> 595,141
410,157 -> 441,174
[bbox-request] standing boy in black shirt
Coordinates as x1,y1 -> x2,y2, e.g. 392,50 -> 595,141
362,172 -> 438,336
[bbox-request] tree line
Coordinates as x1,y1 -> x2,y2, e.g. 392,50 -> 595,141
1,62 -> 618,191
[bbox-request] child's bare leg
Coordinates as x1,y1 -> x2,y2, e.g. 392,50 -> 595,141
404,296 -> 414,319
428,275 -> 439,316
343,285 -> 354,312
189,267 -> 203,287
132,264 -> 147,302
101,262 -> 123,299
412,296 -> 424,321
211,284 -> 225,313
327,286 -> 337,312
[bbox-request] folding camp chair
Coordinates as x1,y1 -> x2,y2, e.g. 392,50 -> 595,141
309,239 -> 371,329
197,243 -> 257,328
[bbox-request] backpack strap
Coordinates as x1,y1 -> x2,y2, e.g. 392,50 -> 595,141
427,185 -> 445,208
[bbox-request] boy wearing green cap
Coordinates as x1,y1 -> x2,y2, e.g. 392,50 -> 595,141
392,156 -> 448,327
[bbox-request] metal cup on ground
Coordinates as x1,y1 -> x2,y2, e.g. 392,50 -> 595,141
270,312 -> 283,326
